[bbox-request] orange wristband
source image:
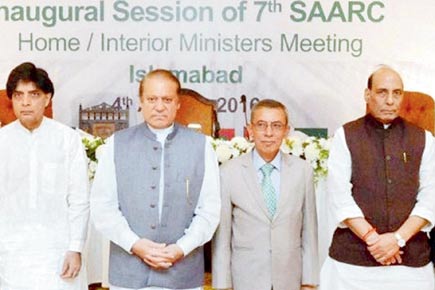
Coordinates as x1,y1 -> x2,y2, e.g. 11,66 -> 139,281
362,227 -> 376,242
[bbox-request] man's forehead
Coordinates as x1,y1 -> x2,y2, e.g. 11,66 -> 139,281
253,107 -> 285,116
142,81 -> 178,93
144,94 -> 178,99
15,80 -> 39,90
372,70 -> 403,88
144,75 -> 178,86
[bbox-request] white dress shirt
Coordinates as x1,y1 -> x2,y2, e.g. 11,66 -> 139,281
91,124 -> 221,290
0,118 -> 90,290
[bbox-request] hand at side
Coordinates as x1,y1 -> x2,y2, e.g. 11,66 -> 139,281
60,251 -> 82,279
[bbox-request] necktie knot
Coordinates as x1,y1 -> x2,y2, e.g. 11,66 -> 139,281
261,163 -> 274,177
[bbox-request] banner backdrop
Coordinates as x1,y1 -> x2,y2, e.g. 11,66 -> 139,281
1,0 -> 435,136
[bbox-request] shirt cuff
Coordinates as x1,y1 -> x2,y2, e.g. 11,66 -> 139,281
68,240 -> 85,253
119,232 -> 141,254
410,206 -> 434,232
176,236 -> 196,256
335,205 -> 364,229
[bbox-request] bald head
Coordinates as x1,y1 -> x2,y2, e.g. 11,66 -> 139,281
367,66 -> 403,90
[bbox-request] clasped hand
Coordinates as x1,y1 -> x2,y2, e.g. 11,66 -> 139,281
365,232 -> 403,265
132,238 -> 184,270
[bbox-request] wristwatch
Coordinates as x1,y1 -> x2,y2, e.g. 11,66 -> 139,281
394,232 -> 406,248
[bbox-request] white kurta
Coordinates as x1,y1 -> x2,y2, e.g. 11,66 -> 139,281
90,125 -> 221,290
321,257 -> 434,290
321,126 -> 435,290
0,118 -> 90,290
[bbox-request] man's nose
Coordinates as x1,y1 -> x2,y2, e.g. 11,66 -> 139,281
21,94 -> 31,105
264,124 -> 273,135
154,99 -> 165,110
386,92 -> 394,105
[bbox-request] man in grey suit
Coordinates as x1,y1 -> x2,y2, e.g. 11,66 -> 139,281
212,99 -> 319,290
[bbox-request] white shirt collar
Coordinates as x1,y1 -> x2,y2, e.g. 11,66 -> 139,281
147,123 -> 174,144
252,149 -> 281,172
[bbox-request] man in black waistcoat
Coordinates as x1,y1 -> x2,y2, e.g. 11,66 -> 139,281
320,66 -> 435,290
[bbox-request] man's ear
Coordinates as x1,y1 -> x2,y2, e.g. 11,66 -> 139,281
284,125 -> 290,137
44,93 -> 52,107
247,124 -> 254,141
364,88 -> 370,103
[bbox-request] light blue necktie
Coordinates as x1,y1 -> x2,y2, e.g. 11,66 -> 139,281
260,163 -> 277,217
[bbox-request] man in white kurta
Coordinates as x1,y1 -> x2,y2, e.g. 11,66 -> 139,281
0,62 -> 89,290
320,66 -> 435,290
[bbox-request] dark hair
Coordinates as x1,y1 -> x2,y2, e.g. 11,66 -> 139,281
250,99 -> 289,125
367,74 -> 374,90
6,62 -> 54,99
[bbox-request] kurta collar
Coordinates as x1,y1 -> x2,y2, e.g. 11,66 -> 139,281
148,123 -> 174,143
14,116 -> 48,136
364,113 -> 403,131
141,122 -> 179,141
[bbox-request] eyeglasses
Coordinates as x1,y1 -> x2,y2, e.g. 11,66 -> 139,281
252,121 -> 286,132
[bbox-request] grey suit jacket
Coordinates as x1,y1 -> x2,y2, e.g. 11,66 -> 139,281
212,151 -> 319,290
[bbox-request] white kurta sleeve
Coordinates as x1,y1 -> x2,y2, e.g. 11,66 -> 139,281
211,161 -> 233,289
327,127 -> 364,229
176,138 -> 221,256
66,132 -> 90,252
410,131 -> 435,231
90,137 -> 140,253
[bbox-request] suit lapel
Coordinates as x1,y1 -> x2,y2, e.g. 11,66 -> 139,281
273,153 -> 295,221
240,154 -> 271,219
